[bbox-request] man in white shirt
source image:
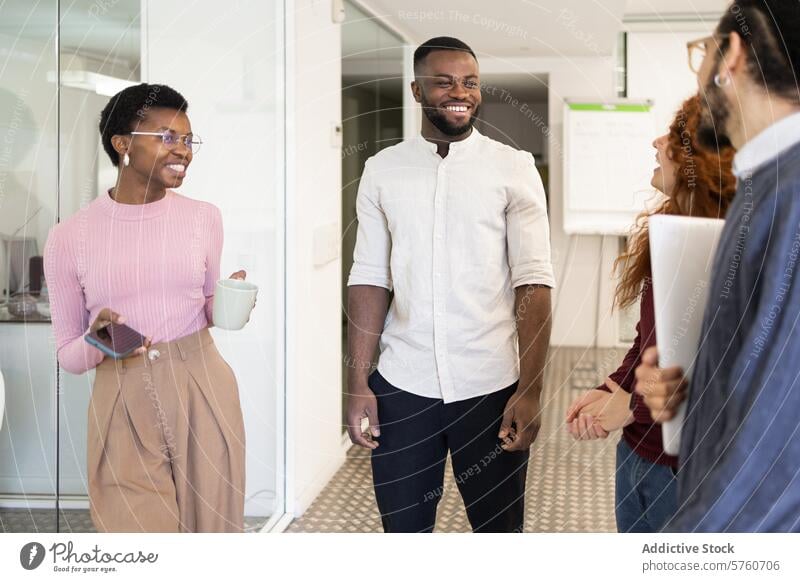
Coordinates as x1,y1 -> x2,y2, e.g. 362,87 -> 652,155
346,37 -> 555,533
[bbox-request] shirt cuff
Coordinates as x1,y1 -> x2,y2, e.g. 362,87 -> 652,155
347,264 -> 393,291
511,261 -> 555,289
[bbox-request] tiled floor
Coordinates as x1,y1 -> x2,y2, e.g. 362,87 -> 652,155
287,347 -> 625,533
0,509 -> 268,533
1,347 -> 624,534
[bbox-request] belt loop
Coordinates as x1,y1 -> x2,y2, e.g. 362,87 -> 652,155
118,357 -> 127,375
177,339 -> 188,361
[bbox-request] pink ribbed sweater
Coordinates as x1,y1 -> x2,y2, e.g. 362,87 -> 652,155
44,190 -> 222,374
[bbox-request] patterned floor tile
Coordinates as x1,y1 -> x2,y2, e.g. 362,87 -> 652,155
288,347 -> 622,533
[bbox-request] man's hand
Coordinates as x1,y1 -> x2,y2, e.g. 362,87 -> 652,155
346,382 -> 381,450
346,285 -> 389,450
499,387 -> 542,452
634,346 -> 688,423
507,284 -> 550,452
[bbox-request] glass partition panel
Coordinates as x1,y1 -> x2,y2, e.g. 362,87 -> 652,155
0,0 -> 59,533
145,0 -> 285,531
340,2 -> 405,428
55,0 -> 141,532
1,0 -> 286,533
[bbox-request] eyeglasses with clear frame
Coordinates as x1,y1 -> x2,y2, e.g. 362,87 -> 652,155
686,35 -> 716,74
128,130 -> 203,154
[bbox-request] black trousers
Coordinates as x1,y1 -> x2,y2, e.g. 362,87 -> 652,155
369,370 -> 529,533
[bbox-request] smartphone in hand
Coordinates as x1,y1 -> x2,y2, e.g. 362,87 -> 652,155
85,322 -> 147,359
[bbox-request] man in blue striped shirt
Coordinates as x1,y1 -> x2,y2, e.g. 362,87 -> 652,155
635,0 -> 800,532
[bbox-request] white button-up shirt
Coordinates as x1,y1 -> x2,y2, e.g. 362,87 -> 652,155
347,128 -> 555,403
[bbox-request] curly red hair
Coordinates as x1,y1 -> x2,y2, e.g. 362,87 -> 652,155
614,94 -> 737,309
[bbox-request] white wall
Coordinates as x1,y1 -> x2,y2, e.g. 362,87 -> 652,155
286,0 -> 346,517
482,55 -> 620,347
627,29 -> 715,137
480,20 -> 715,348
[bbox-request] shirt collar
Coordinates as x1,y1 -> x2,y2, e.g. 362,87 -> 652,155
417,126 -> 481,154
733,111 -> 800,178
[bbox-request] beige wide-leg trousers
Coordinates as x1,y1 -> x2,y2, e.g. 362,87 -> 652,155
87,327 -> 245,532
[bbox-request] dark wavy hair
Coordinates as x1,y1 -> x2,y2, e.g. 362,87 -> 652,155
613,94 -> 737,309
99,83 -> 188,167
715,0 -> 800,102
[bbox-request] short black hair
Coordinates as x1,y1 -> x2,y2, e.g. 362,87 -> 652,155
715,0 -> 800,100
99,83 -> 188,166
413,37 -> 477,74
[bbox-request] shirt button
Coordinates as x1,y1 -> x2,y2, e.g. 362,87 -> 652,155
147,348 -> 161,361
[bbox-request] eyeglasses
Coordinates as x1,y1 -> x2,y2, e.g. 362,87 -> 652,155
686,35 -> 717,74
128,130 -> 203,154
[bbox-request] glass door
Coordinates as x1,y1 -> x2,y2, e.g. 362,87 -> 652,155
340,2 -> 405,430
55,0 -> 143,532
0,0 -> 59,533
0,0 -> 286,533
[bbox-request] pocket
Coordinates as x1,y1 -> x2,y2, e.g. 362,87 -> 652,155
367,369 -> 381,392
87,367 -> 124,479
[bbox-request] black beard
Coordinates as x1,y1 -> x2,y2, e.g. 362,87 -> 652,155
420,92 -> 479,137
697,74 -> 734,151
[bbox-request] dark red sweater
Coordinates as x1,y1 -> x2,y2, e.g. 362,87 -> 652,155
596,278 -> 678,469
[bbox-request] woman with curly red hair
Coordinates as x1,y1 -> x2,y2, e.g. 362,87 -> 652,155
565,94 -> 736,532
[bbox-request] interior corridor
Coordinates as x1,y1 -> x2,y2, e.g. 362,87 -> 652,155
288,347 -> 623,533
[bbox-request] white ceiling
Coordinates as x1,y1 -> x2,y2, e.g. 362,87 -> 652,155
353,0 -> 730,58
0,0 -> 731,71
356,0 -> 628,57
624,0 -> 729,20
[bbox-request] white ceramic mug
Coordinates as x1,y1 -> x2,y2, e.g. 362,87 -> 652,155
213,279 -> 258,331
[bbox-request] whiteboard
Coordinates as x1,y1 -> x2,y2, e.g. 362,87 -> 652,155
563,100 -> 657,235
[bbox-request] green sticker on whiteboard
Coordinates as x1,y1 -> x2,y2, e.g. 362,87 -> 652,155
568,103 -> 650,112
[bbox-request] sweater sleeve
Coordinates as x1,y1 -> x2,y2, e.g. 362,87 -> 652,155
203,204 -> 224,325
44,224 -> 104,375
630,391 -> 655,424
594,318 -> 643,395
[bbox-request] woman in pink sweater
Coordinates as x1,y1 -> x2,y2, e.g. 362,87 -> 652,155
44,84 -> 246,532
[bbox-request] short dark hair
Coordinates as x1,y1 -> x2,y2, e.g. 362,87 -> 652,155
715,0 -> 800,101
413,37 -> 477,74
99,83 -> 188,166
